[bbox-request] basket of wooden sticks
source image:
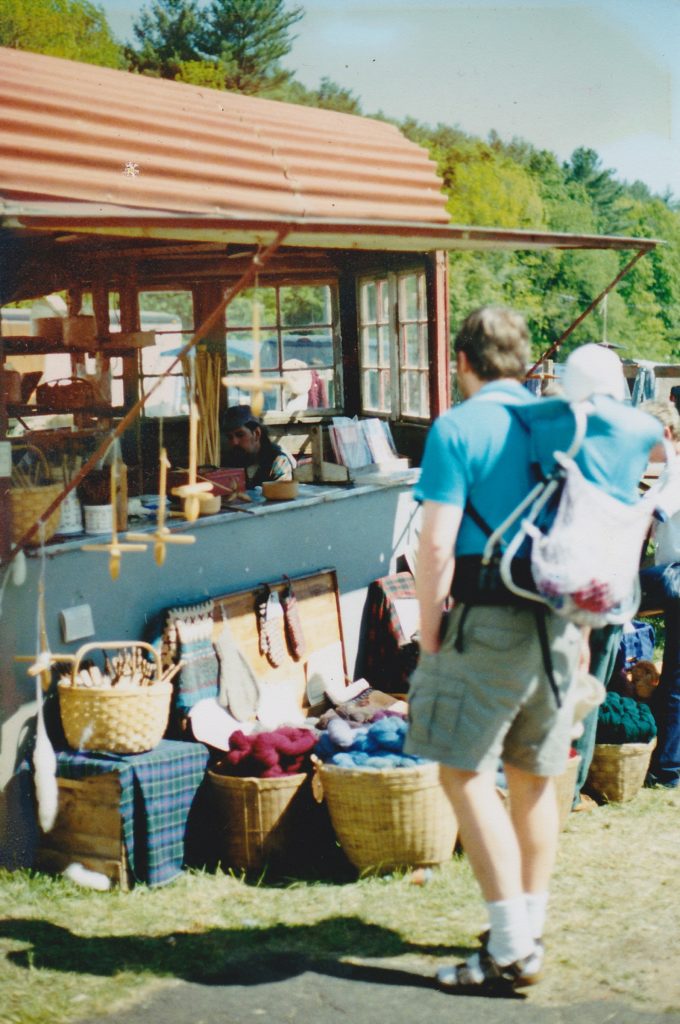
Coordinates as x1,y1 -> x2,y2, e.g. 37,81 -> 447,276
57,641 -> 176,754
9,444 -> 62,546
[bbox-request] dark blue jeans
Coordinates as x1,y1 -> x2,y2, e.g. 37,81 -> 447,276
639,564 -> 680,788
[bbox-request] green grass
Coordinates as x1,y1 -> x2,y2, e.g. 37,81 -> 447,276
1,786 -> 679,1023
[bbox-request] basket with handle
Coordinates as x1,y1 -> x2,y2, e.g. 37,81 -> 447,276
314,760 -> 458,875
35,376 -> 97,412
57,641 -> 172,754
9,443 -> 62,545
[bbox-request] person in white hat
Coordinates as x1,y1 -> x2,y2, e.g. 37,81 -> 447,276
562,342 -> 628,403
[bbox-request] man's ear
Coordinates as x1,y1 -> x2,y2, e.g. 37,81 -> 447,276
456,350 -> 470,375
252,425 -> 262,443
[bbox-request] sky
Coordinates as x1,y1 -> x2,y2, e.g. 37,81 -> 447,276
100,0 -> 680,199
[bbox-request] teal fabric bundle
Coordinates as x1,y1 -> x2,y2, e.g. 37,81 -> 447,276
596,691 -> 657,744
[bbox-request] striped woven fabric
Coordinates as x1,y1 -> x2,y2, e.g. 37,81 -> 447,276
162,600 -> 219,715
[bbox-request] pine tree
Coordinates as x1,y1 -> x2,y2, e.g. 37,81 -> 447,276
201,0 -> 303,93
129,0 -> 203,78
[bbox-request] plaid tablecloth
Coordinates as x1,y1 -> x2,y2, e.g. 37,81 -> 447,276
54,739 -> 209,886
357,571 -> 419,693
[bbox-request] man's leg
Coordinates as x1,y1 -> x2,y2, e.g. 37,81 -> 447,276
439,765 -> 524,902
439,765 -> 536,974
504,763 -> 558,946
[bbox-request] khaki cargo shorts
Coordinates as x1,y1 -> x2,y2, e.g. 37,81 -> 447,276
404,603 -> 582,777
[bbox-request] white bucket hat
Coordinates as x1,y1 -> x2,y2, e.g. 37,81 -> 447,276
562,343 -> 627,403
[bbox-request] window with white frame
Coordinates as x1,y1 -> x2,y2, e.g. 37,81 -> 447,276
224,283 -> 338,414
359,269 -> 430,419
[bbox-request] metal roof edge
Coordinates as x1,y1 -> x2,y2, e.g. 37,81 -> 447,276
0,200 -> 661,253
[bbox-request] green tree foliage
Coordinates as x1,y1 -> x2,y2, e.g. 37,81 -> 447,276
563,147 -> 632,234
200,0 -> 303,93
0,0 -> 123,67
129,0 -> 303,94
128,0 -> 203,77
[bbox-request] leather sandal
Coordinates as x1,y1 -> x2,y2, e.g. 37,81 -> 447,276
437,946 -> 543,993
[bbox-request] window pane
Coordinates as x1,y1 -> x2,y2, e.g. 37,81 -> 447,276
362,325 -> 378,365
226,330 -> 257,371
378,325 -> 391,365
138,290 -> 194,331
141,374 -> 187,417
403,323 -> 420,366
363,281 -> 377,322
380,369 -> 391,411
420,371 -> 430,417
280,285 -> 331,326
282,329 -> 333,368
226,288 -> 276,328
363,369 -> 379,410
379,282 -> 390,322
419,322 -> 429,366
400,274 -> 419,321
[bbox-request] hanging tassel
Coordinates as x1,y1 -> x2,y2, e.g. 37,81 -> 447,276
33,679 -> 58,833
32,522 -> 59,833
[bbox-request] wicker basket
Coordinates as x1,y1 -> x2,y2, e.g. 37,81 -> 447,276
554,753 -> 581,828
316,761 -> 457,875
35,377 -> 97,412
207,770 -> 313,873
586,738 -> 657,803
58,642 -> 171,754
9,443 -> 62,545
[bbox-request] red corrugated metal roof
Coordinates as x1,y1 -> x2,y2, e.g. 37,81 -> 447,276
0,47 -> 449,226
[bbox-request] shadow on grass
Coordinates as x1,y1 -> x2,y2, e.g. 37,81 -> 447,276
0,916 -> 510,995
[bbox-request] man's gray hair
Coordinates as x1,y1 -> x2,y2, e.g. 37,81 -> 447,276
454,306 -> 531,381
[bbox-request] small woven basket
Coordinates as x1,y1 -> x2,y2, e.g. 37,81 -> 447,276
9,443 -> 62,545
586,738 -> 656,803
207,771 -> 312,873
58,641 -> 171,754
316,761 -> 457,875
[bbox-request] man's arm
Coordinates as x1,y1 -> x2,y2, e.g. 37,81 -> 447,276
416,500 -> 463,654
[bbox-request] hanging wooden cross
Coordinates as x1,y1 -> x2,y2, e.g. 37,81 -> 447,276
127,447 -> 196,565
221,297 -> 284,417
171,353 -> 213,521
82,460 -> 147,579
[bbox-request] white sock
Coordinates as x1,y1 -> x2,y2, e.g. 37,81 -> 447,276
486,895 -> 534,966
525,891 -> 549,941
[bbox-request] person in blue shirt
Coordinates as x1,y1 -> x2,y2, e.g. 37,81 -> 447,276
405,312 -> 661,994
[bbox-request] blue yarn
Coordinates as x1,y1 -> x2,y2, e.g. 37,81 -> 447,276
365,717 -> 406,753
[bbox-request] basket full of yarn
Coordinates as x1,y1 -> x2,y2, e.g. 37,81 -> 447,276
313,716 -> 458,875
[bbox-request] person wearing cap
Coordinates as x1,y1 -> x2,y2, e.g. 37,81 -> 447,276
404,316 -> 661,994
221,404 -> 295,487
546,345 -> 664,808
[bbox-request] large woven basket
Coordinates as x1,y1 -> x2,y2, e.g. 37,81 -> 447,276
58,641 -> 171,754
10,443 -> 62,545
207,771 -> 313,873
10,483 -> 62,545
316,761 -> 457,875
586,738 -> 656,803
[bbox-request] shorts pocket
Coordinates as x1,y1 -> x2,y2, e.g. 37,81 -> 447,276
408,671 -> 464,754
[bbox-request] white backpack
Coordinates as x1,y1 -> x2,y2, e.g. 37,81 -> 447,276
483,402 -> 671,627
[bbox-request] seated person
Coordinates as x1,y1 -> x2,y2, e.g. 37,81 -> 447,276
221,404 -> 295,487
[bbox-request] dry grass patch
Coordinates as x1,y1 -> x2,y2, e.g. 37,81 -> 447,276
1,785 -> 678,1023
